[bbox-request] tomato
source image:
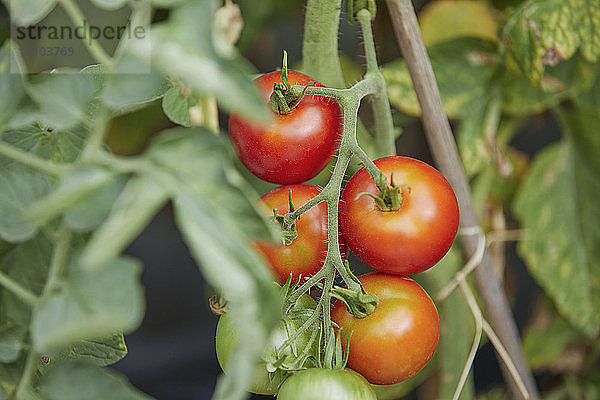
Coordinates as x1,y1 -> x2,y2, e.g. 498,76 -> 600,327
331,272 -> 439,385
339,156 -> 459,275
254,184 -> 346,284
228,70 -> 342,184
215,295 -> 316,395
276,368 -> 377,400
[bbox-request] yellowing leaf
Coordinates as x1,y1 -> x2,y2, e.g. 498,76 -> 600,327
419,0 -> 500,46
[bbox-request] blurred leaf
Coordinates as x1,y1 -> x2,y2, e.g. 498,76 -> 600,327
130,0 -> 269,121
80,175 -> 169,269
0,165 -> 54,243
26,71 -> 96,130
90,0 -> 128,9
102,56 -> 169,111
26,166 -> 116,227
0,356 -> 24,399
0,235 -> 52,327
2,0 -> 57,25
383,37 -> 499,118
476,388 -> 510,400
574,65 -> 600,113
161,84 -> 199,127
39,360 -> 154,400
513,128 -> 600,337
423,247 -> 475,400
0,42 -> 27,129
31,256 -> 144,351
81,64 -> 107,119
0,325 -> 25,363
53,333 -> 128,367
419,0 -> 499,46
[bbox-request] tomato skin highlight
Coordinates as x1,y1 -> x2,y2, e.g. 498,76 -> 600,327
254,184 -> 346,284
339,156 -> 459,275
228,70 -> 342,184
331,272 -> 440,385
276,368 -> 377,400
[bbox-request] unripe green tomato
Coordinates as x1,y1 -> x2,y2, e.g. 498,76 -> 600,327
276,368 -> 377,400
215,294 -> 316,395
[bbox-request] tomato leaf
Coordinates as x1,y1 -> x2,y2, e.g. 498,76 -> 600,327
48,333 -> 128,367
0,325 -> 25,363
161,84 -> 199,127
90,0 -> 128,9
31,256 -> 144,352
128,0 -> 270,122
0,42 -> 27,130
513,114 -> 600,337
26,71 -> 97,130
382,37 -> 499,119
0,165 -> 54,243
39,360 -> 154,400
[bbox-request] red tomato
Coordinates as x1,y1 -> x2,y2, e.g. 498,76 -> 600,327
331,272 -> 439,385
228,70 -> 342,184
339,156 -> 459,275
254,184 -> 346,284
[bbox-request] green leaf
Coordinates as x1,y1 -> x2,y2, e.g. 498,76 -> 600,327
26,166 -> 116,227
161,84 -> 198,127
2,0 -> 57,25
39,360 -> 154,400
513,131 -> 600,337
80,175 -> 169,269
130,0 -> 269,121
0,356 -> 25,399
31,256 -> 145,351
102,56 -> 169,111
26,71 -> 96,130
0,165 -> 54,243
0,325 -> 25,363
0,42 -> 27,129
423,247 -> 475,400
53,333 -> 128,367
383,37 -> 499,119
1,125 -> 87,164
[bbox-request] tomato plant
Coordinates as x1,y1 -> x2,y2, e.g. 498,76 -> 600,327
340,156 -> 459,275
228,70 -> 342,184
331,272 -> 440,385
253,184 -> 346,284
276,368 -> 377,400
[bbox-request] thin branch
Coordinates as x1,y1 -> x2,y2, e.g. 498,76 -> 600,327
0,270 -> 39,307
384,0 -> 539,398
0,142 -> 67,177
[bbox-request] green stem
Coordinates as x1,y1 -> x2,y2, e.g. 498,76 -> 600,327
58,0 -> 114,67
0,142 -> 66,176
44,224 -> 73,296
79,107 -> 111,162
15,351 -> 40,400
0,270 -> 38,307
302,0 -> 345,88
357,10 -> 396,157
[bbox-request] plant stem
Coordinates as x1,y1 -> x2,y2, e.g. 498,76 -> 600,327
358,10 -> 397,157
384,1 -> 539,398
0,270 -> 39,307
302,0 -> 345,88
44,224 -> 73,296
15,351 -> 40,400
79,107 -> 111,162
0,142 -> 66,176
58,0 -> 114,67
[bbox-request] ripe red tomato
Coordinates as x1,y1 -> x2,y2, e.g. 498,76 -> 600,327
331,272 -> 440,385
254,184 -> 346,284
228,70 -> 342,184
276,368 -> 377,400
339,156 -> 459,275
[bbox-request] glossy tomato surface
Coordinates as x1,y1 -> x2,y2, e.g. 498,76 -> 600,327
276,368 -> 377,400
254,184 -> 346,284
215,295 -> 316,395
340,156 -> 459,275
228,70 -> 342,184
331,272 -> 440,385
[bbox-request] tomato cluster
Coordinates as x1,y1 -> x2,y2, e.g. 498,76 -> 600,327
218,69 -> 459,397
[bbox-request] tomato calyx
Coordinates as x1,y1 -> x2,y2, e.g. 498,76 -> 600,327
330,262 -> 379,318
269,50 -> 316,115
208,294 -> 230,315
271,188 -> 299,245
356,171 -> 410,212
317,328 -> 352,370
